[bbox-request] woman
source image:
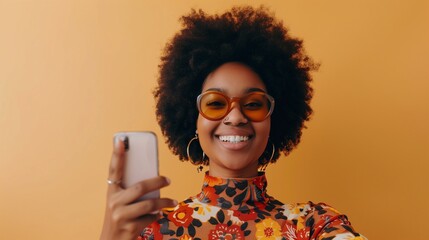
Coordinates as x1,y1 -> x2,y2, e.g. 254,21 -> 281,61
101,6 -> 367,240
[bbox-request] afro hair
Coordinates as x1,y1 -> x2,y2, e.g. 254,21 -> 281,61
154,6 -> 318,166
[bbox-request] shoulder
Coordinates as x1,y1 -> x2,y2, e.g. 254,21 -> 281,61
299,201 -> 367,240
278,202 -> 367,239
279,201 -> 340,219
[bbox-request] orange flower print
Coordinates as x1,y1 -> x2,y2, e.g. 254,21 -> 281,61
168,204 -> 194,227
282,203 -> 311,220
179,234 -> 193,240
281,203 -> 311,230
205,174 -> 224,186
255,218 -> 282,240
208,224 -> 245,240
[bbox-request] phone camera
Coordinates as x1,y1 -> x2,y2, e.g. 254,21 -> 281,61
123,136 -> 129,151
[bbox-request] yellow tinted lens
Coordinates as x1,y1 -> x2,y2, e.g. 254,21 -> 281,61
241,93 -> 270,121
200,92 -> 229,120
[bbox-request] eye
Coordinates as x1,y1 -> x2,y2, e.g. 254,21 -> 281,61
243,100 -> 264,110
204,97 -> 227,110
201,92 -> 229,110
206,100 -> 227,109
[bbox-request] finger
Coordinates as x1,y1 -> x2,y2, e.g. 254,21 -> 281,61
108,138 -> 126,191
131,214 -> 161,237
118,176 -> 171,204
110,213 -> 160,238
121,198 -> 178,219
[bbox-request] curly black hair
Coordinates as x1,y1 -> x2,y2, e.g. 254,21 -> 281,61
154,6 -> 318,166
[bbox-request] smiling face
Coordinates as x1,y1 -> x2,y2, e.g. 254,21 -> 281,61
197,62 -> 271,178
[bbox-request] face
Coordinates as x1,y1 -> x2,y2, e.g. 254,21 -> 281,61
197,62 -> 271,178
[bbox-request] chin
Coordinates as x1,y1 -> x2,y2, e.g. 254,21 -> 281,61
219,157 -> 258,171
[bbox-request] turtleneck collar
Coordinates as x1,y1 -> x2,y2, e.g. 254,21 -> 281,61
196,171 -> 269,211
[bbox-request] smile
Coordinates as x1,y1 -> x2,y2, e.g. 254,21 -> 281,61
218,135 -> 250,143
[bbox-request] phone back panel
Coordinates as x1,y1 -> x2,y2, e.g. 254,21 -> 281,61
114,131 -> 159,200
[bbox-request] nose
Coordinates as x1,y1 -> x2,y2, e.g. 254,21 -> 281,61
223,102 -> 248,126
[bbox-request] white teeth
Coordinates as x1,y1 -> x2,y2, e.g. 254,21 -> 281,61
219,135 -> 249,143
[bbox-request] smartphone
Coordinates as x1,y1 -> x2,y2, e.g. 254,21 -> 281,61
113,131 -> 160,200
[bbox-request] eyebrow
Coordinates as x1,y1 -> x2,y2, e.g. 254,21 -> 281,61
204,87 -> 266,94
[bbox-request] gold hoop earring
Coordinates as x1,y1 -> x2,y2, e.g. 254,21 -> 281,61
259,141 -> 275,172
186,132 -> 206,166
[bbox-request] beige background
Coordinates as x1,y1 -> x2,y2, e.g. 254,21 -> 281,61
1,0 -> 428,239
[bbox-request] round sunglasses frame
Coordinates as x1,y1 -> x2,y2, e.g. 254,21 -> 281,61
196,91 -> 275,122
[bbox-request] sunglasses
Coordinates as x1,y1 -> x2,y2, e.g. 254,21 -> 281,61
196,91 -> 275,122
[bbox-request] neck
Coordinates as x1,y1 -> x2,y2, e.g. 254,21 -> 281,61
208,161 -> 259,178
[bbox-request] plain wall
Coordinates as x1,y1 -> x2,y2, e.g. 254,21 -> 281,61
1,0 -> 428,239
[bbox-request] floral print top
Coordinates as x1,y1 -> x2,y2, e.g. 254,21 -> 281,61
139,172 -> 367,240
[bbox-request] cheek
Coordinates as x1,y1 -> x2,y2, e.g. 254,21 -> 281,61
254,120 -> 271,147
256,118 -> 270,134
196,116 -> 217,148
196,115 -> 208,135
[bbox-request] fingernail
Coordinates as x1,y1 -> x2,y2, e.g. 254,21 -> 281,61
114,137 -> 123,148
114,136 -> 127,150
122,136 -> 129,150
173,200 -> 178,205
165,177 -> 171,185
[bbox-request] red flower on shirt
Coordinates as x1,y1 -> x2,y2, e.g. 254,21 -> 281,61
254,200 -> 267,210
281,221 -> 309,240
139,222 -> 162,240
233,209 -> 258,221
252,177 -> 265,190
208,224 -> 245,240
204,186 -> 219,205
168,204 -> 194,227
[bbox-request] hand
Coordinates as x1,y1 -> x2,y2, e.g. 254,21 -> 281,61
100,139 -> 177,240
